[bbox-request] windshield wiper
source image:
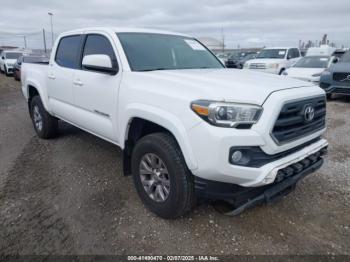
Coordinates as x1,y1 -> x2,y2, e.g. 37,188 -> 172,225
136,68 -> 170,72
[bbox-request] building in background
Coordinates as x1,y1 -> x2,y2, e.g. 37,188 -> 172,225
197,37 -> 224,52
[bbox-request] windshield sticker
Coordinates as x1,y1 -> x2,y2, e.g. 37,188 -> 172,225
184,40 -> 205,50
278,51 -> 286,55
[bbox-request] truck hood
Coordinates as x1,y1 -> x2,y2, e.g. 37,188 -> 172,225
128,69 -> 314,105
285,67 -> 325,80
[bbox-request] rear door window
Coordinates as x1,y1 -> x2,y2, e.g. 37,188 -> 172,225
55,35 -> 82,69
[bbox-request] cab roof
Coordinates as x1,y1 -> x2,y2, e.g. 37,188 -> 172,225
60,27 -> 190,38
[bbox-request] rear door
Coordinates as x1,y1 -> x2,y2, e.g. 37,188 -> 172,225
47,34 -> 83,120
71,32 -> 121,142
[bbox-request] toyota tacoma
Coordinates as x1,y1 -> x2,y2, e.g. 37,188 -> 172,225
21,27 -> 328,219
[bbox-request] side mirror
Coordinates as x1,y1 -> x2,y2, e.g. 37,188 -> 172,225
82,54 -> 118,74
1,56 -> 4,60
332,57 -> 339,64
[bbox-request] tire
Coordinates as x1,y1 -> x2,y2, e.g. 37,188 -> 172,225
279,68 -> 285,75
29,95 -> 59,139
326,93 -> 333,99
131,132 -> 195,219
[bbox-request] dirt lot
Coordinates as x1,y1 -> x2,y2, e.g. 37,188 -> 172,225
0,73 -> 349,255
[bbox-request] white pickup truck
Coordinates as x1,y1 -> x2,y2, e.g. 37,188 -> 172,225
21,27 -> 328,219
243,47 -> 301,75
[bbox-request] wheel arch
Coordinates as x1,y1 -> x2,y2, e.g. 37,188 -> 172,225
24,79 -> 49,111
120,105 -> 198,175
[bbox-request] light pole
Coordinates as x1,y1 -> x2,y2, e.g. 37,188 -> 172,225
48,12 -> 54,48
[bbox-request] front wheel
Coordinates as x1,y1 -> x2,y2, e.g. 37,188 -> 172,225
131,133 -> 195,219
29,96 -> 59,139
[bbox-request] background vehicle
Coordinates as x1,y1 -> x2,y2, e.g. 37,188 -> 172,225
215,52 -> 230,65
282,56 -> 332,83
243,47 -> 301,75
320,51 -> 350,98
225,51 -> 256,68
21,27 -> 328,219
332,49 -> 347,59
236,52 -> 257,69
0,50 -> 23,76
13,55 -> 49,81
306,45 -> 336,57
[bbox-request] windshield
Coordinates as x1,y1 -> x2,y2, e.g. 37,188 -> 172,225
341,52 -> 350,62
257,49 -> 286,59
5,52 -> 22,59
293,56 -> 330,68
117,33 -> 223,71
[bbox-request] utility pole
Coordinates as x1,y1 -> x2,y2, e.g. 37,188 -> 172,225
43,29 -> 47,53
221,26 -> 225,52
48,12 -> 54,48
23,35 -> 27,49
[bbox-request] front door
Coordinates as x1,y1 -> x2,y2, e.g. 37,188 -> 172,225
72,33 -> 121,142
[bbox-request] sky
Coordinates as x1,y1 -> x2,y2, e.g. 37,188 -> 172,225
0,0 -> 349,49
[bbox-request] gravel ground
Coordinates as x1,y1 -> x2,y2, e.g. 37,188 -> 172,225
0,73 -> 349,255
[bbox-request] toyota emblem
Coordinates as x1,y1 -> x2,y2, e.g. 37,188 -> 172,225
304,106 -> 315,122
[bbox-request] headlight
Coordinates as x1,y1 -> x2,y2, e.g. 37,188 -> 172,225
191,100 -> 263,128
282,71 -> 288,76
268,63 -> 279,69
312,73 -> 321,77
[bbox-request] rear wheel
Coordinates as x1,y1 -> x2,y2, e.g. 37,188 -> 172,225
131,132 -> 195,219
29,96 -> 59,139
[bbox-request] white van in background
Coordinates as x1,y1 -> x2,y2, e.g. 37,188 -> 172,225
306,45 -> 336,57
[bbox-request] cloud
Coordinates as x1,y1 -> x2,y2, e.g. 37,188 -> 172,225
0,0 -> 349,49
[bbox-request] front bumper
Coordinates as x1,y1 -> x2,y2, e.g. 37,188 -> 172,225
195,146 -> 327,215
6,66 -> 13,74
243,67 -> 279,74
321,84 -> 350,95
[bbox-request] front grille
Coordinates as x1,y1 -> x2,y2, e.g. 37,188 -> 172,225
333,72 -> 350,82
249,63 -> 266,69
272,96 -> 326,144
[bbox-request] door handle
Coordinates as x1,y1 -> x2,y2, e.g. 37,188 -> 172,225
73,79 -> 83,86
48,74 -> 56,80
